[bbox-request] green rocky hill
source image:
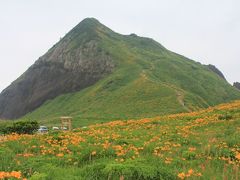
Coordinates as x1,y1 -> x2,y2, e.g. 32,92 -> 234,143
0,18 -> 239,124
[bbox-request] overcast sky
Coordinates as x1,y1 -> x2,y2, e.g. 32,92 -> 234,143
0,0 -> 239,92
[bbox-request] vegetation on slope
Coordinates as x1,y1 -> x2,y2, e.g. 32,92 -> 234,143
1,101 -> 240,179
23,19 -> 240,124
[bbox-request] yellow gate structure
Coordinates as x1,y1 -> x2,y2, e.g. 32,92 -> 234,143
60,116 -> 72,131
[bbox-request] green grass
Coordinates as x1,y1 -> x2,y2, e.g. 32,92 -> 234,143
0,101 -> 240,179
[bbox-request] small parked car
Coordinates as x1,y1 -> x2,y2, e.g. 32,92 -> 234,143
52,126 -> 60,130
38,126 -> 48,133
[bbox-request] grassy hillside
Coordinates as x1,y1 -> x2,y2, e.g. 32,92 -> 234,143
22,19 -> 240,125
1,101 -> 240,179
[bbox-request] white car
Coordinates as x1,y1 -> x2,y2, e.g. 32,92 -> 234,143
52,127 -> 60,130
38,126 -> 48,133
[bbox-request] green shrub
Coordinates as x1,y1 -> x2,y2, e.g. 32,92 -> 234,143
1,120 -> 39,134
102,159 -> 175,180
218,114 -> 233,120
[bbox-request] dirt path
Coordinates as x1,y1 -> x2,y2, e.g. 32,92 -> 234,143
175,89 -> 191,112
140,70 -> 191,112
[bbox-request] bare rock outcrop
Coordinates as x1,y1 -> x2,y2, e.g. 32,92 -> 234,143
206,64 -> 226,80
233,82 -> 240,90
0,18 -> 114,119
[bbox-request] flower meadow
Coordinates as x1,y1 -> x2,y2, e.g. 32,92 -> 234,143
0,101 -> 240,179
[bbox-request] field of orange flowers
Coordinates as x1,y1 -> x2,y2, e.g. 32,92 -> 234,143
0,101 -> 240,179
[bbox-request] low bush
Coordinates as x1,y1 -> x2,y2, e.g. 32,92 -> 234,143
218,114 -> 233,120
0,120 -> 39,134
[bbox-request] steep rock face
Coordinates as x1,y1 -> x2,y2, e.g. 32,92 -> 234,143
206,64 -> 226,80
233,82 -> 240,90
0,19 -> 114,119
